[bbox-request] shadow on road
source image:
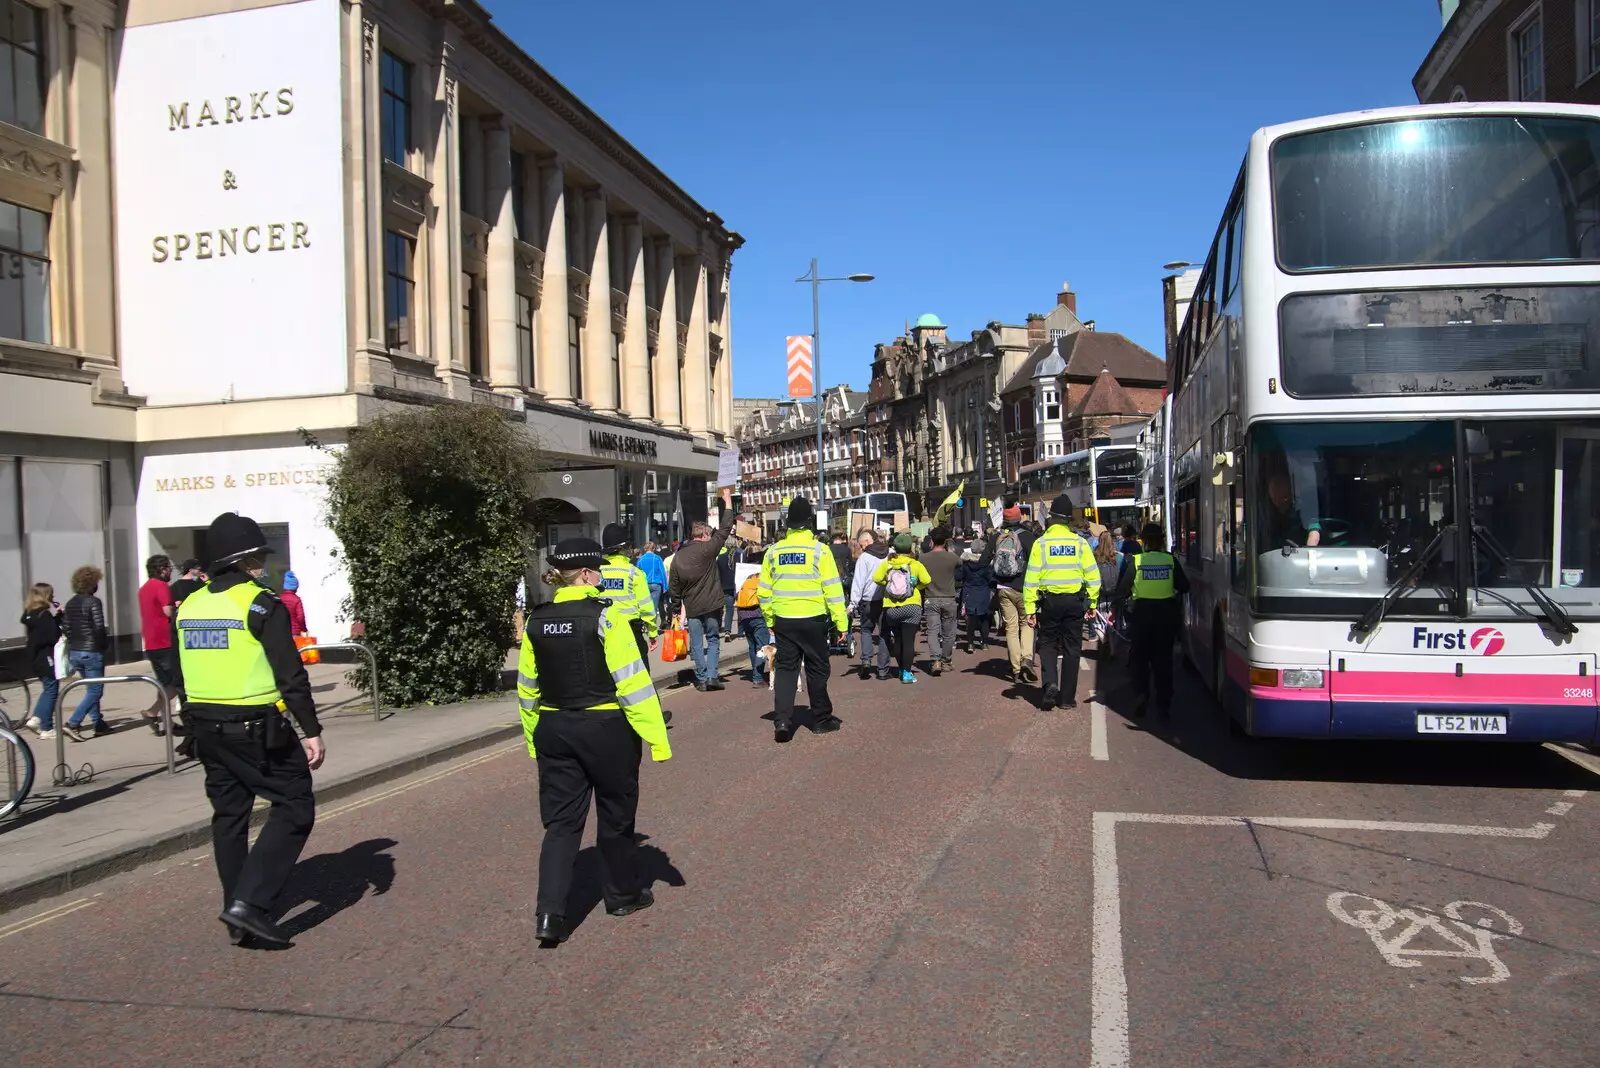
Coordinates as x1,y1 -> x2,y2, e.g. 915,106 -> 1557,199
277,837 -> 398,938
1094,650 -> 1597,792
567,836 -> 685,931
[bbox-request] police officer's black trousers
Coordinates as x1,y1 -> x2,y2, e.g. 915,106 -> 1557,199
1128,602 -> 1181,709
533,709 -> 643,915
195,720 -> 316,913
1036,591 -> 1087,700
773,615 -> 833,728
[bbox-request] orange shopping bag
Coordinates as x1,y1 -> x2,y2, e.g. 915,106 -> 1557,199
660,627 -> 689,663
294,635 -> 321,665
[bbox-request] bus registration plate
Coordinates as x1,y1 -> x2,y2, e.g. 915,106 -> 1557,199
1416,713 -> 1507,735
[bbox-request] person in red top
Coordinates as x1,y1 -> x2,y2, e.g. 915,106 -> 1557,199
280,570 -> 308,635
138,554 -> 177,732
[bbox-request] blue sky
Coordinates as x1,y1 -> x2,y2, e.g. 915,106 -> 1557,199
488,1 -> 1445,398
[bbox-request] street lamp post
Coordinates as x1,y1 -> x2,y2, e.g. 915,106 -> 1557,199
797,258 -> 873,519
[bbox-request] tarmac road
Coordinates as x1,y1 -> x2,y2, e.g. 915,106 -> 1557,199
1,638 -> 1594,1067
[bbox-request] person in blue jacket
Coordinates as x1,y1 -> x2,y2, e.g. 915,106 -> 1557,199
635,541 -> 668,620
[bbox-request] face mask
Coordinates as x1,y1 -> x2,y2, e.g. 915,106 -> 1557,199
249,565 -> 272,583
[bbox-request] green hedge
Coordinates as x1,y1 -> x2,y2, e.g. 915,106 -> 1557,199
323,404 -> 544,705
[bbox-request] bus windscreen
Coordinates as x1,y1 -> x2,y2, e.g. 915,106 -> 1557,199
1273,115 -> 1600,272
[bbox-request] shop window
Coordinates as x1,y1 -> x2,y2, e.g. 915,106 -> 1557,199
0,198 -> 49,343
383,230 -> 414,350
0,3 -> 43,134
516,293 -> 534,387
567,314 -> 582,397
380,51 -> 411,165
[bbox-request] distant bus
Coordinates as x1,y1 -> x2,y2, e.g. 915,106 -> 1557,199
1166,102 -> 1598,744
832,491 -> 908,534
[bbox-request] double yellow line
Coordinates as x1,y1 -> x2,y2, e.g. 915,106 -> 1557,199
0,738 -> 521,942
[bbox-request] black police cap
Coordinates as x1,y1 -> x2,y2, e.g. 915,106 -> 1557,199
548,537 -> 606,572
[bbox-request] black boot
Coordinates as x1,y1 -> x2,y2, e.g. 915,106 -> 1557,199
773,719 -> 795,743
606,888 -> 655,917
1039,685 -> 1059,711
535,913 -> 570,945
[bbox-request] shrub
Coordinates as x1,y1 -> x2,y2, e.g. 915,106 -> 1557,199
323,404 -> 544,705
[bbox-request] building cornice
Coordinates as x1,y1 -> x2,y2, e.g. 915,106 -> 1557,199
1413,0 -> 1501,101
430,0 -> 743,255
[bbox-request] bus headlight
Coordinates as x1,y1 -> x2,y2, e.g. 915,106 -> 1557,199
1281,669 -> 1325,689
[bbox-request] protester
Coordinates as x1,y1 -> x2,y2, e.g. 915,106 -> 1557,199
848,529 -> 890,679
636,542 -> 668,621
717,544 -> 738,639
873,533 -> 932,684
280,571 -> 309,636
1023,493 -> 1101,711
665,488 -> 737,691
829,532 -> 853,591
735,547 -> 770,686
979,499 -> 1039,686
169,558 -> 207,605
919,526 -> 961,676
62,564 -> 111,740
136,555 -> 181,734
956,539 -> 994,654
758,498 -> 848,742
20,583 -> 62,738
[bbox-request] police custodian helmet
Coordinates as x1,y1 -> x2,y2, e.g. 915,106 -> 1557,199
548,537 -> 606,572
206,512 -> 274,571
599,523 -> 631,554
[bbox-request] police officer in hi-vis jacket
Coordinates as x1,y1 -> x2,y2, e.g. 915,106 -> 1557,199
176,512 -> 325,948
1112,521 -> 1189,719
518,537 -> 671,947
1023,493 -> 1102,711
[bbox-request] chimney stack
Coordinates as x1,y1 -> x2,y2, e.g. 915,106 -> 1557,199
1026,312 -> 1046,346
1057,282 -> 1077,314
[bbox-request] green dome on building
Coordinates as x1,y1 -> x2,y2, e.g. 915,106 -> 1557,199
914,313 -> 945,328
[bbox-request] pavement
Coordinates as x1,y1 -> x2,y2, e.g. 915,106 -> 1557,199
0,642 -> 750,914
0,629 -> 1596,1067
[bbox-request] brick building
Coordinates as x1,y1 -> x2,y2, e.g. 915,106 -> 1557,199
1415,0 -> 1600,104
734,385 -> 880,534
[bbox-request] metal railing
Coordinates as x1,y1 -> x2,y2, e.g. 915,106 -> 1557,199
298,642 -> 382,721
53,674 -> 174,787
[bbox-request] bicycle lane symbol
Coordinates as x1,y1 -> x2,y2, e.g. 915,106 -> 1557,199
1325,892 -> 1524,985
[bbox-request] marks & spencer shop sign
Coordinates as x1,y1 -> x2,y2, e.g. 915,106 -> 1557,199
113,0 -> 347,406
589,429 -> 659,459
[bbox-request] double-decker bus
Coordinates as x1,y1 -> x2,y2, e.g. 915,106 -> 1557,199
830,490 -> 909,534
1168,102 -> 1599,743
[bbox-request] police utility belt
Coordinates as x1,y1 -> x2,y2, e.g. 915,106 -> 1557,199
188,703 -> 294,747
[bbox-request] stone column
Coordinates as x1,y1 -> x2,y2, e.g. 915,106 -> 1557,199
537,158 -> 572,404
681,255 -> 711,439
428,50 -> 464,384
64,4 -> 114,361
483,120 -> 519,391
653,238 -> 682,431
715,259 -> 733,434
358,11 -> 386,361
582,192 -> 616,412
621,216 -> 650,419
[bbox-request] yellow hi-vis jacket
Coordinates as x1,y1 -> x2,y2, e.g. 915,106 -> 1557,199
758,528 -> 849,633
1131,551 -> 1178,600
175,581 -> 282,706
600,553 -> 659,637
517,586 -> 671,762
1023,521 -> 1101,614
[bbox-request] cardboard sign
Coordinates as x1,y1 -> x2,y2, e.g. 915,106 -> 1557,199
734,520 -> 763,542
716,447 -> 740,488
734,562 -> 761,589
848,509 -> 877,540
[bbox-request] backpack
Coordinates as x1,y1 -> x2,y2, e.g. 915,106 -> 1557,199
735,573 -> 760,609
884,564 -> 914,601
993,528 -> 1024,579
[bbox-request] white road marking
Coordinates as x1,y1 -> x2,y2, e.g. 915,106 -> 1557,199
1090,812 -> 1129,1068
1090,811 -> 1558,1066
0,898 -> 96,940
1326,893 -> 1522,984
1563,789 -> 1588,799
1091,701 -> 1109,761
1545,801 -> 1575,816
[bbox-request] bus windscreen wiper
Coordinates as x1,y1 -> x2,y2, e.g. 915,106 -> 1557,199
1349,526 -> 1455,643
1471,525 -> 1579,637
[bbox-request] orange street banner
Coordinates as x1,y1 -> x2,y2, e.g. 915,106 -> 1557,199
786,335 -> 814,398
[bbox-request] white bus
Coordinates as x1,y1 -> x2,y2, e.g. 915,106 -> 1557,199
1168,102 -> 1599,743
831,490 -> 909,533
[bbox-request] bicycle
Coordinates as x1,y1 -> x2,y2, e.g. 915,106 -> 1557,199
1,723 -> 35,819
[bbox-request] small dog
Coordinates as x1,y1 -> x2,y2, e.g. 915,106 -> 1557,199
758,644 -> 804,693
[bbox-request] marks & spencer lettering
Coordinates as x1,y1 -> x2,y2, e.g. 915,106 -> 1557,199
151,222 -> 311,263
168,88 -> 294,130
589,430 -> 658,458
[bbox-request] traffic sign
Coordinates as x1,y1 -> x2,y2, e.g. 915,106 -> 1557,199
786,336 -> 814,398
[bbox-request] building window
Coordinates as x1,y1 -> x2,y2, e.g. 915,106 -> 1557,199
0,199 -> 49,343
1049,328 -> 1067,341
516,294 -> 534,387
383,230 -> 414,350
567,314 -> 583,397
611,331 -> 622,408
380,51 -> 411,165
1513,10 -> 1544,101
461,272 -> 483,377
0,3 -> 44,134
1044,389 -> 1060,422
